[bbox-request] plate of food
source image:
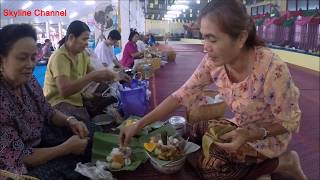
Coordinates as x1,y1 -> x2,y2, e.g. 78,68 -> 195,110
142,130 -> 200,174
92,132 -> 147,171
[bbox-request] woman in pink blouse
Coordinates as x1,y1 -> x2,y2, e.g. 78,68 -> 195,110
120,1 -> 306,179
121,29 -> 144,68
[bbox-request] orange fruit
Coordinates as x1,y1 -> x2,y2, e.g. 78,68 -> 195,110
144,143 -> 156,152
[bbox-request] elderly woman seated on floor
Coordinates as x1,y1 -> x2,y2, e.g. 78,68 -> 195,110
0,24 -> 93,180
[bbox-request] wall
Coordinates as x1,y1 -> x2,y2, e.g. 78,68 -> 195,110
145,19 -> 184,35
245,0 -> 288,14
119,0 -> 145,48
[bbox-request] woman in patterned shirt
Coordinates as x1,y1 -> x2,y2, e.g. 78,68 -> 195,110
0,24 -> 93,179
120,1 -> 307,179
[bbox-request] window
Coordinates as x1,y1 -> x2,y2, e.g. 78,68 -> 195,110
297,0 -> 307,10
287,0 -> 297,10
251,6 -> 257,16
309,0 -> 319,9
287,0 -> 319,11
258,5 -> 264,14
264,4 -> 271,14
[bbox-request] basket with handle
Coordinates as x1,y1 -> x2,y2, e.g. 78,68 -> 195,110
145,57 -> 161,70
186,90 -> 226,123
0,170 -> 39,180
166,51 -> 176,62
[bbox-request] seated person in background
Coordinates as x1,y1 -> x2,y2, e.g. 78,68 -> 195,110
36,43 -> 43,61
120,1 -> 306,180
121,29 -> 144,68
43,20 -> 129,121
42,39 -> 53,60
136,34 -> 147,52
147,34 -> 156,46
164,32 -> 170,45
0,23 -> 92,180
94,29 -> 122,69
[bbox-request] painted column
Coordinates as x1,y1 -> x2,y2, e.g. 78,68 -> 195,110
45,21 -> 49,39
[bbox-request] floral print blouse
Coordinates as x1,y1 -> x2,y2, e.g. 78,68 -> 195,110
0,76 -> 55,174
172,46 -> 301,158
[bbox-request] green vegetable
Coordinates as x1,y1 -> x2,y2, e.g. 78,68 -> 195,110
161,130 -> 167,145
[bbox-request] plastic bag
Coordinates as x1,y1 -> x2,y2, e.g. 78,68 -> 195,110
118,79 -> 149,118
75,161 -> 114,180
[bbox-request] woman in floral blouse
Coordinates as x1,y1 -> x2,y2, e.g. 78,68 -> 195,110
0,24 -> 93,179
120,1 -> 306,179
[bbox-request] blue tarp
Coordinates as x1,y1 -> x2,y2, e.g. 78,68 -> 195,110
33,65 -> 47,87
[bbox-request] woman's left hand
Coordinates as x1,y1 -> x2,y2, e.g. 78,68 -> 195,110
215,128 -> 249,153
68,118 -> 89,139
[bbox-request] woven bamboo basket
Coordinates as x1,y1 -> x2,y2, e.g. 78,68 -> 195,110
0,169 -> 39,180
145,57 -> 161,70
167,51 -> 176,62
186,90 -> 226,123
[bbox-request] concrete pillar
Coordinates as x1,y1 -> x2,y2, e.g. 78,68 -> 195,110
45,22 -> 49,39
58,22 -> 62,40
120,0 -> 130,49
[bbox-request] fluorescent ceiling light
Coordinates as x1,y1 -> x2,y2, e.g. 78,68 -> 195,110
35,26 -> 42,33
43,5 -> 53,11
163,17 -> 173,21
174,0 -> 189,4
167,10 -> 181,15
197,0 -> 200,4
168,5 -> 189,10
49,27 -> 55,32
164,14 -> 177,18
85,1 -> 95,5
21,1 -> 33,10
69,12 -> 78,18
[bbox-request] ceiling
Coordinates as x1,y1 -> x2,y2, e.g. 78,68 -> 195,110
0,0 -> 116,25
144,0 -> 208,21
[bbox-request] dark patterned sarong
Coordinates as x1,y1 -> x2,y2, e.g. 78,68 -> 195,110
186,120 -> 279,180
26,121 -> 96,180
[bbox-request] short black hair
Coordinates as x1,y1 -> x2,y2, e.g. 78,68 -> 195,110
128,28 -> 139,41
45,39 -> 50,43
108,30 -> 121,40
0,24 -> 37,57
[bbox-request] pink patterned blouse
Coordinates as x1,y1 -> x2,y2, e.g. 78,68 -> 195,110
121,41 -> 138,68
172,46 -> 301,158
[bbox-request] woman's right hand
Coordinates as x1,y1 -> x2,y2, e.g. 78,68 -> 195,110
63,135 -> 88,155
89,69 -> 117,82
119,123 -> 141,147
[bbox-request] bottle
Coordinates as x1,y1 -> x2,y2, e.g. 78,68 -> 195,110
143,64 -> 152,79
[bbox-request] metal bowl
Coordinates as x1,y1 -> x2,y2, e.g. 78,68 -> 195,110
149,156 -> 186,174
